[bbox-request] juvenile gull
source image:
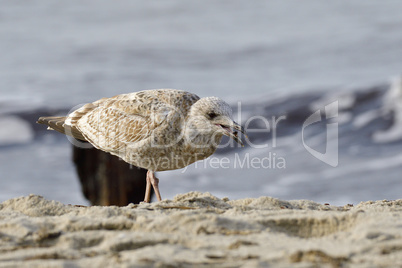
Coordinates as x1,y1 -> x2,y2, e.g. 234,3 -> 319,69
38,89 -> 246,202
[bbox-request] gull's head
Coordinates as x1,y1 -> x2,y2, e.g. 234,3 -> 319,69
189,97 -> 247,146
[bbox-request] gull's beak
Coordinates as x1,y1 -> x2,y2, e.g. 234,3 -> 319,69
233,121 -> 247,138
216,119 -> 247,147
231,121 -> 247,147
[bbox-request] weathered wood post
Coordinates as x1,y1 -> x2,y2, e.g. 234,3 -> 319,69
72,143 -> 149,206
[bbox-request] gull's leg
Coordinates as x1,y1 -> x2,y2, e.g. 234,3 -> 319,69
144,170 -> 152,203
149,171 -> 162,202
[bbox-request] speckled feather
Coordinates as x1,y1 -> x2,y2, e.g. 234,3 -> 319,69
64,89 -> 227,171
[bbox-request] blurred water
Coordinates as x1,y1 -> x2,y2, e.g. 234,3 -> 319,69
1,1 -> 402,107
1,1 -> 402,205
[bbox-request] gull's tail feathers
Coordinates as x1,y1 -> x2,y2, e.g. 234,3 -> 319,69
37,116 -> 87,141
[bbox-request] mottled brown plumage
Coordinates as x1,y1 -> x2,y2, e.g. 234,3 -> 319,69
38,89 -> 246,202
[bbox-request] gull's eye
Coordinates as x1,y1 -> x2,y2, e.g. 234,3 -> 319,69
208,112 -> 218,119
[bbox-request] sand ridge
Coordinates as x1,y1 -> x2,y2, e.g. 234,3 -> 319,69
0,192 -> 401,267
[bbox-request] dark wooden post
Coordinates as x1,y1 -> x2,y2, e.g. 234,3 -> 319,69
72,143 -> 149,206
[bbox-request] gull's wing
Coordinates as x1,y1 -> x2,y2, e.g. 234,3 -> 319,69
68,89 -> 199,154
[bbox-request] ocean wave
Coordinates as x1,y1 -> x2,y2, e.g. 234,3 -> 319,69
1,78 -> 402,205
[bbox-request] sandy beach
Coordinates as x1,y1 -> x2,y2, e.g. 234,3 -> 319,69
0,192 -> 401,267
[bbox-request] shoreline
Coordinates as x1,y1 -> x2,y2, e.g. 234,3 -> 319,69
0,192 -> 401,267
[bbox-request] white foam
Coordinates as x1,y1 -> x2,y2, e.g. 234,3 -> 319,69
310,90 -> 356,112
353,109 -> 381,128
373,75 -> 402,143
0,116 -> 34,146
